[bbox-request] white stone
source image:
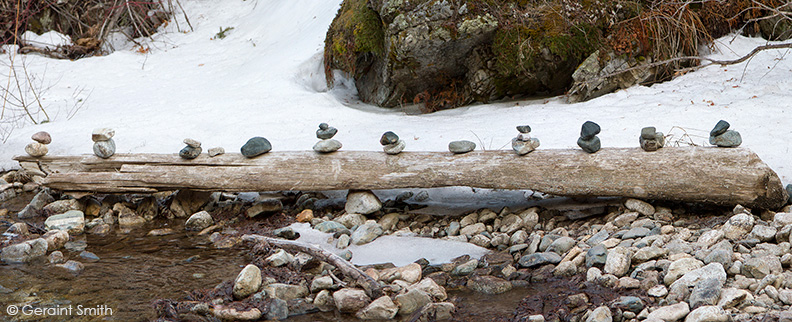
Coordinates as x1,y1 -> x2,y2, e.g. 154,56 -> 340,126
266,249 -> 294,267
185,211 -> 214,231
648,285 -> 668,297
586,306 -> 612,322
345,190 -> 382,215
604,246 -> 631,277
664,257 -> 704,285
333,288 -> 371,313
25,142 -> 48,157
646,302 -> 690,322
684,306 -> 728,322
45,210 -> 85,235
233,264 -> 262,299
625,199 -> 655,216
91,128 -> 115,141
356,295 -> 398,320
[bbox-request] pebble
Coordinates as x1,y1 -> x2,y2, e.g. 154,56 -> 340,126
25,142 -> 48,157
316,123 -> 338,139
179,145 -> 202,159
183,138 -> 201,148
709,130 -> 742,147
639,126 -> 664,152
208,147 -> 225,157
93,138 -> 116,159
516,125 -> 532,134
512,137 -> 540,155
710,120 -> 730,137
383,140 -> 406,154
313,139 -> 342,153
91,128 -> 115,142
31,131 -> 51,144
56,260 -> 85,275
580,121 -> 601,139
241,137 -> 272,157
448,140 -> 476,154
380,131 -> 399,145
577,136 -> 601,153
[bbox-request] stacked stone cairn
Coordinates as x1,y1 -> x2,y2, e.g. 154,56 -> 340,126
92,128 -> 116,159
25,131 -> 51,157
380,131 -> 405,155
709,120 -> 742,148
639,126 -> 665,152
313,123 -> 342,153
511,125 -> 540,155
179,138 -> 202,159
240,137 -> 272,158
448,140 -> 476,154
577,121 -> 601,153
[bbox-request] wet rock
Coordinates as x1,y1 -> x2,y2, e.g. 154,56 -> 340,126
604,247 -> 631,277
32,131 -> 51,144
25,142 -> 48,157
43,199 -> 82,214
519,252 -> 562,268
79,251 -> 100,262
92,128 -> 115,141
147,228 -> 175,236
313,139 -> 342,153
646,302 -> 689,322
586,306 -> 612,322
55,260 -> 85,275
356,295 -> 398,320
17,189 -> 55,218
408,278 -> 447,301
688,278 -> 723,309
89,224 -> 111,235
214,307 -> 262,321
333,288 -> 371,313
418,302 -> 455,320
93,138 -> 116,159
179,145 -> 202,159
625,199 -> 655,216
395,289 -> 431,315
185,211 -> 214,231
241,137 -> 272,157
351,220 -> 384,245
267,249 -> 294,267
48,250 -> 65,264
265,283 -> 309,301
1,238 -> 48,263
45,210 -> 85,234
451,259 -> 478,276
468,275 -> 512,294
345,190 -> 382,215
233,264 -> 262,299
448,140 -> 476,154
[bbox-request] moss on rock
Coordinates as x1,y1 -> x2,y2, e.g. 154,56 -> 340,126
324,0 -> 385,85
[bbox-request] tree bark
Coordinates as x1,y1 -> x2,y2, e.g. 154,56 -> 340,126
14,147 -> 788,209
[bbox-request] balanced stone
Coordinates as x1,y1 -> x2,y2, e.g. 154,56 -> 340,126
93,138 -> 116,159
241,137 -> 272,158
710,120 -> 730,137
313,139 -> 342,153
316,123 -> 338,139
709,130 -> 741,147
516,125 -> 532,134
183,138 -> 201,148
91,128 -> 115,142
580,121 -> 601,139
31,131 -> 51,144
512,137 -> 540,155
383,140 -> 405,155
380,131 -> 399,145
577,136 -> 601,153
179,146 -> 202,159
25,142 -> 48,157
449,140 -> 476,154
639,126 -> 665,152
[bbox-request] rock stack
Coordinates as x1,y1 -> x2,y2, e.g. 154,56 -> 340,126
313,123 -> 342,153
709,120 -> 742,147
25,131 -> 50,157
511,125 -> 540,155
577,121 -> 601,153
639,127 -> 665,152
179,138 -> 202,159
380,131 -> 405,155
448,140 -> 476,154
241,137 -> 272,158
92,128 -> 116,159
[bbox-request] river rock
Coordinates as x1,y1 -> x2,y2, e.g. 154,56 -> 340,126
313,139 -> 342,153
467,275 -> 512,294
717,288 -> 751,308
351,220 -> 384,245
408,278 -> 447,301
179,145 -> 202,159
580,121 -> 601,139
1,238 -> 48,263
622,227 -> 651,239
460,222 -> 486,236
451,259 -> 478,276
45,210 -> 85,234
314,290 -> 335,312
266,249 -> 294,267
17,189 -> 54,218
333,288 -> 371,313
519,252 -> 562,268
669,263 -> 727,300
383,140 -> 406,154
604,247 -> 631,277
241,137 -> 272,157
639,126 -> 665,152
709,130 -> 741,147
356,295 -> 398,320
115,204 -> 146,229
316,123 -> 338,139
625,199 -> 655,216
380,131 -> 399,145
5,222 -> 29,236
547,236 -> 575,255
721,213 -> 755,240
207,147 -> 224,157
710,120 -> 730,137
48,250 -> 65,264
266,298 -> 288,320
395,289 -> 431,315
586,244 -> 608,268
92,128 -> 115,141
646,302 -> 690,322
346,190 -> 382,214
379,213 -> 400,231
93,138 -> 116,158
89,223 -> 111,235
25,142 -> 48,157
586,306 -> 612,322
742,256 -> 782,279
183,138 -> 201,148
214,307 -> 262,321
32,131 -> 51,144
750,225 -> 777,242
79,251 -> 100,262
577,136 -> 601,153
688,277 -> 722,309
233,264 -> 262,299
448,140 -> 476,154
265,283 -> 309,301
316,220 -> 349,233
43,199 -> 81,214
684,306 -> 728,322
334,213 -> 366,229
247,199 -> 284,218
311,276 -> 335,292
56,260 -> 85,275
41,230 -> 68,251
665,258 -> 704,285
185,211 -> 213,231
632,246 -> 667,263
512,137 -> 540,155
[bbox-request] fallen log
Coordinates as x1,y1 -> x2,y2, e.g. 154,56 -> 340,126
241,234 -> 383,299
14,147 -> 788,209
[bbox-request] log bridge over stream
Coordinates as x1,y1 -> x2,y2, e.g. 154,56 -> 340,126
13,147 -> 789,209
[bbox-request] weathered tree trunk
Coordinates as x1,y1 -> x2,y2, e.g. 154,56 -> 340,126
241,234 -> 383,299
14,147 -> 788,208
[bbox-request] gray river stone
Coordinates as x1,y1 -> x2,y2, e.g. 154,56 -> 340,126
448,140 -> 476,154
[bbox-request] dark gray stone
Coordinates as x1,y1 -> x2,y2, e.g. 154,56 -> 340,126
241,137 -> 272,157
710,120 -> 730,137
689,277 -> 723,309
709,130 -> 741,148
17,189 -> 54,219
577,136 -> 601,153
587,230 -> 611,246
586,244 -> 608,268
316,123 -> 338,139
93,138 -> 116,159
273,227 -> 300,240
518,252 -> 562,268
179,145 -> 201,159
313,139 -> 342,153
580,121 -> 601,139
784,184 -> 791,205
613,296 -> 644,313
622,227 -> 651,240
639,127 -> 665,152
641,127 -> 657,140
516,125 -> 532,134
267,298 -> 289,320
380,131 -> 399,145
448,140 -> 476,154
